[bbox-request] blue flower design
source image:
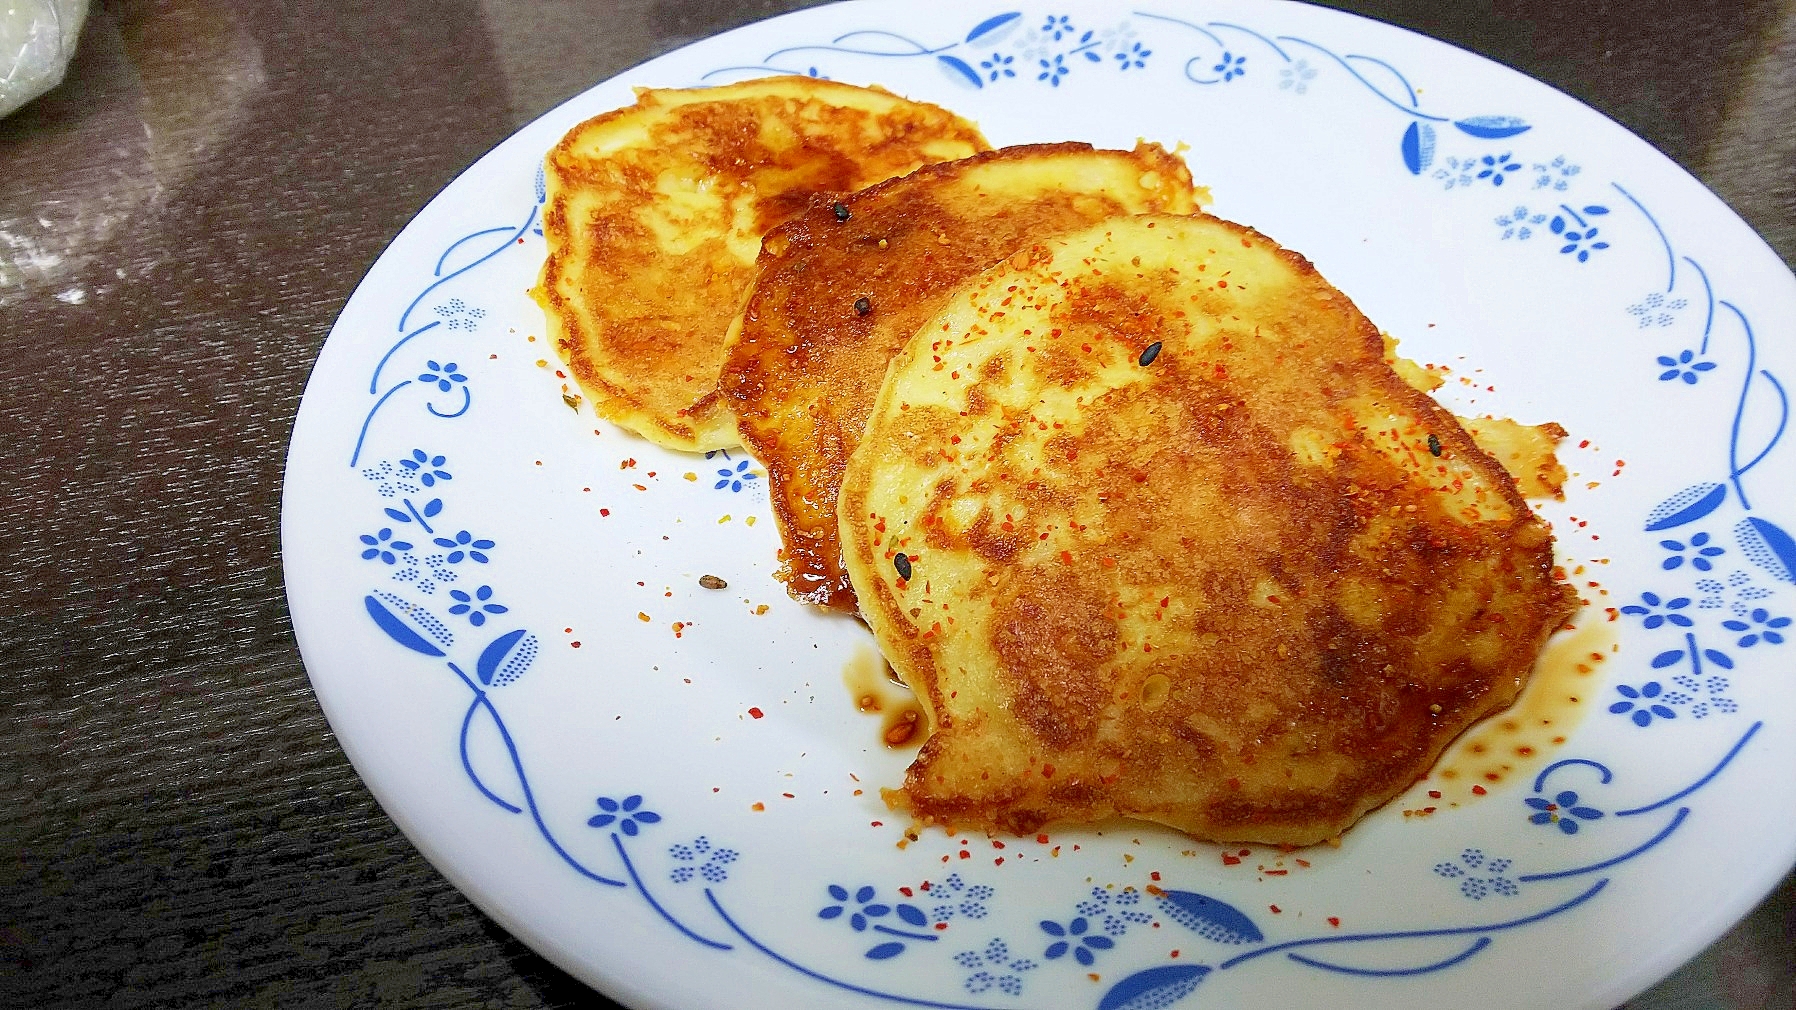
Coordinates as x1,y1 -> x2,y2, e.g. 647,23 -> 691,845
1673,673 -> 1740,719
1041,15 -> 1074,41
1657,349 -> 1717,384
1549,206 -> 1611,262
398,449 -> 452,486
715,458 -> 758,492
1476,152 -> 1521,186
819,885 -> 928,933
1610,682 -> 1677,726
1619,591 -> 1694,629
1525,790 -> 1604,835
1696,571 -> 1774,616
1040,916 -> 1115,966
930,872 -> 994,922
1495,205 -> 1548,241
1277,58 -> 1316,92
980,52 -> 1015,81
1530,155 -> 1580,191
1214,51 -> 1246,81
588,794 -> 661,835
1432,849 -> 1520,900
668,836 -> 738,884
359,527 -> 413,564
433,298 -> 487,332
1113,42 -> 1150,70
1658,532 -> 1724,571
418,360 -> 468,392
1627,290 -> 1688,328
1037,54 -> 1069,87
1073,887 -> 1153,937
431,529 -> 495,564
1722,608 -> 1790,648
954,938 -> 1036,996
447,585 -> 508,626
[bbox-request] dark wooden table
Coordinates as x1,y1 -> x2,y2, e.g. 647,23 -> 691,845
3,1 -> 1792,1007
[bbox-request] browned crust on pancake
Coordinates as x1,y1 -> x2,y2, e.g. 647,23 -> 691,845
840,213 -> 1578,844
536,76 -> 988,449
720,141 -> 1198,607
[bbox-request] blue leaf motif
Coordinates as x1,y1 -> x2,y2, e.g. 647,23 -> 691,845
1644,483 -> 1727,531
1154,890 -> 1264,944
865,942 -> 906,960
365,596 -> 446,657
897,904 -> 927,927
1705,649 -> 1735,669
964,12 -> 1021,44
423,498 -> 444,518
1098,964 -> 1212,1010
937,54 -> 982,88
1453,115 -> 1531,139
385,507 -> 410,522
1402,122 -> 1422,174
1736,516 -> 1796,582
1650,649 -> 1685,669
1583,205 -> 1611,216
477,628 -> 529,686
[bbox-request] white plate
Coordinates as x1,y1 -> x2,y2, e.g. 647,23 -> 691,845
281,3 -> 1796,1008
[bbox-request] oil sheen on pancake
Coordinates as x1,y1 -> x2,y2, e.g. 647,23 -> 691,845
839,213 -> 1578,845
535,76 -> 988,450
719,142 -> 1201,609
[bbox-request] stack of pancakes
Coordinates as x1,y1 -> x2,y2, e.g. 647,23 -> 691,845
536,76 -> 1577,845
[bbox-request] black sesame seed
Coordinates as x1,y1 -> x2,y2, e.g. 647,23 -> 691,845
1427,433 -> 1443,457
1138,341 -> 1163,366
854,296 -> 872,316
832,202 -> 851,222
893,552 -> 912,580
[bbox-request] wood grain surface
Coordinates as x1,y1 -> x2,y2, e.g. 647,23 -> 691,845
2,1 -> 1790,1007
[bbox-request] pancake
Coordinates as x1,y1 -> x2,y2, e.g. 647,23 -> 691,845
838,213 -> 1578,845
534,76 -> 988,450
719,142 -> 1201,609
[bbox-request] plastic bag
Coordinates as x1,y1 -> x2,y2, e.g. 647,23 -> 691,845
1,0 -> 89,118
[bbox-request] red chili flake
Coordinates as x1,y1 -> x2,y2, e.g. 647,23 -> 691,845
1036,834 -> 1051,844
1222,854 -> 1242,866
898,886 -> 913,896
1328,916 -> 1341,928
1472,784 -> 1488,795
1268,905 -> 1281,914
991,840 -> 1006,849
748,707 -> 764,719
1295,858 -> 1310,868
599,508 -> 610,516
1428,790 -> 1443,799
934,922 -> 948,931
1060,550 -> 1074,565
994,857 -> 1005,866
570,641 -> 581,648
957,850 -> 970,860
1264,869 -> 1288,876
1170,949 -> 1180,958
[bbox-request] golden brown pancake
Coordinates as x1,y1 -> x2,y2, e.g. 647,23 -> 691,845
534,76 -> 988,450
718,142 -> 1201,608
839,213 -> 1577,845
